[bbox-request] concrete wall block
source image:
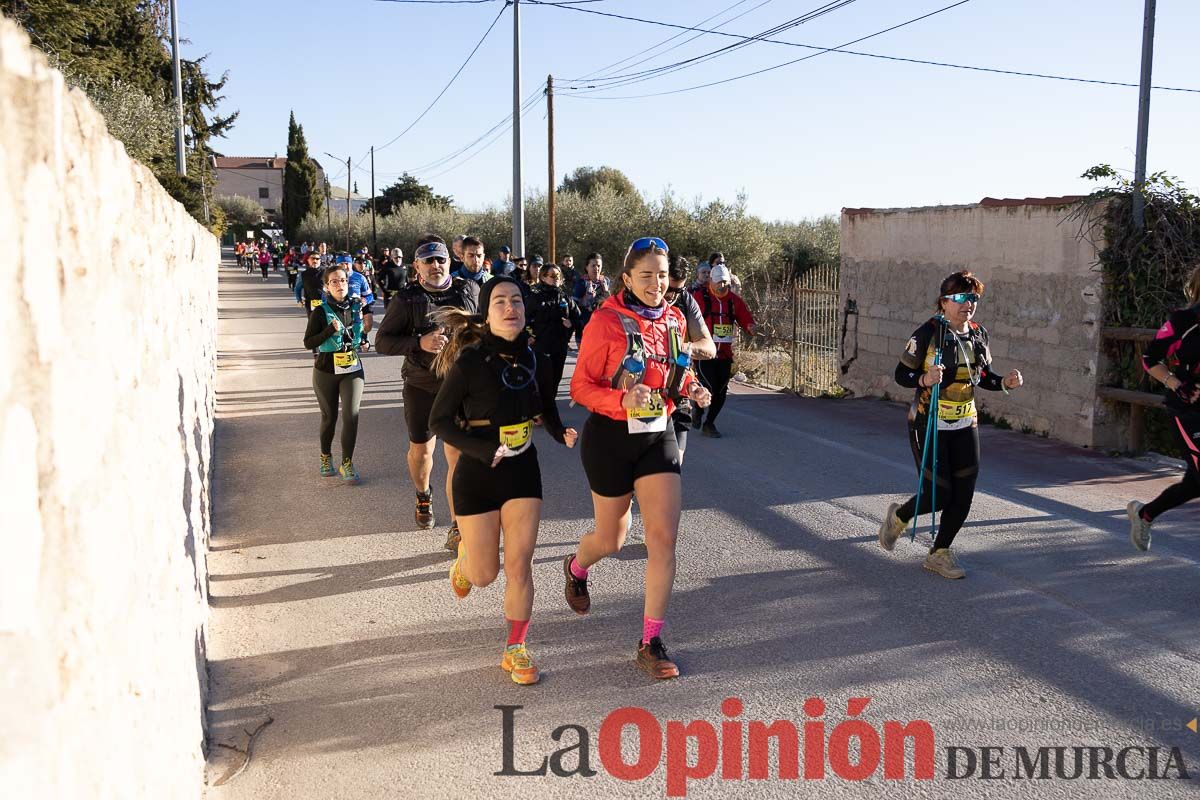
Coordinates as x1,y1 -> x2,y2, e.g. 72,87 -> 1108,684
841,200 -> 1107,448
0,18 -> 217,800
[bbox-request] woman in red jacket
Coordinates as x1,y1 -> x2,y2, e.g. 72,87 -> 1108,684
563,236 -> 712,680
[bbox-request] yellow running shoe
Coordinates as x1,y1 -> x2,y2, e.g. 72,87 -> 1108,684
449,553 -> 471,599
500,644 -> 540,685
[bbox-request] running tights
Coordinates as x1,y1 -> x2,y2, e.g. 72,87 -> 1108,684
698,358 -> 733,425
1143,413 -> 1200,520
897,423 -> 979,550
313,368 -> 364,459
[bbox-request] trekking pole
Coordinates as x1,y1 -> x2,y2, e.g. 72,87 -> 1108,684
909,319 -> 946,542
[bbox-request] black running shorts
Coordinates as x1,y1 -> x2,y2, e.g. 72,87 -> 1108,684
452,446 -> 543,516
403,383 -> 438,444
580,412 -> 681,498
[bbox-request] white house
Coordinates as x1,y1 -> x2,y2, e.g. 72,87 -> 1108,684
213,155 -> 328,218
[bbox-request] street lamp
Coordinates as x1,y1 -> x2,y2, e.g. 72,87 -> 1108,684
323,152 -> 352,253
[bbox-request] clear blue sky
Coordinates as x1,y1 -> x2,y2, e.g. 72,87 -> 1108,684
182,0 -> 1199,221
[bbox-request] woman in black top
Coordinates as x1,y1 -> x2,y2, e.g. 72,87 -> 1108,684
527,264 -> 581,406
877,271 -> 1023,579
1128,265 -> 1200,550
302,265 -> 365,484
429,277 -> 578,685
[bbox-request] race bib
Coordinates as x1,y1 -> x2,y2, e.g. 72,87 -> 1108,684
627,393 -> 668,434
333,351 -> 361,374
310,299 -> 323,310
499,420 -> 532,451
937,398 -> 975,422
712,323 -> 735,343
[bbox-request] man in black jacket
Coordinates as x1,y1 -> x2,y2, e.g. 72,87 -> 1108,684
376,235 -> 479,551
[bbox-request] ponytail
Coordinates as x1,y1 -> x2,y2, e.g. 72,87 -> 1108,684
431,307 -> 489,377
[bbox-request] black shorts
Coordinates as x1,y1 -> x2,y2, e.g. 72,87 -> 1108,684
453,445 -> 543,516
403,383 -> 438,444
580,412 -> 681,498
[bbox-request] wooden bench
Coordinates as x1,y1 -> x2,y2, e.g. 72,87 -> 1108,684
1098,327 -> 1163,451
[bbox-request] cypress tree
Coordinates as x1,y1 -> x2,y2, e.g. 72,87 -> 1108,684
283,111 -> 319,239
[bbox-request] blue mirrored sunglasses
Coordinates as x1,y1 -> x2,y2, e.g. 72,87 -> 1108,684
942,292 -> 980,304
629,236 -> 669,253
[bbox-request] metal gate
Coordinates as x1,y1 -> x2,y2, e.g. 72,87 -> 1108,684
737,262 -> 841,396
792,262 -> 841,396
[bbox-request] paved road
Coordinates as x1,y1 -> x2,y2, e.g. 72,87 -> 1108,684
205,256 -> 1200,799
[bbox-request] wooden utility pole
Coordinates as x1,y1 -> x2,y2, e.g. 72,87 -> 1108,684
547,74 -> 556,264
345,156 -> 352,252
370,146 -> 378,255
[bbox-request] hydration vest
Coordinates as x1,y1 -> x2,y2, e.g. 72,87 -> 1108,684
316,299 -> 363,352
608,311 -> 690,400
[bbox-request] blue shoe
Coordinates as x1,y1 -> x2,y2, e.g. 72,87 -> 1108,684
319,454 -> 336,477
339,458 -> 360,485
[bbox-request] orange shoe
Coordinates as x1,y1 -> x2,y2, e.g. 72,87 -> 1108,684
500,644 -> 540,685
449,553 -> 471,599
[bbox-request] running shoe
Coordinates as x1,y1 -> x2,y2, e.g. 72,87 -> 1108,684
636,637 -> 680,680
1127,500 -> 1152,551
444,522 -> 461,553
319,454 -> 336,477
877,502 -> 908,551
500,644 -> 540,685
563,554 -> 590,615
923,548 -> 966,579
701,423 -> 722,438
449,552 -> 471,599
415,491 -> 435,529
339,458 -> 360,485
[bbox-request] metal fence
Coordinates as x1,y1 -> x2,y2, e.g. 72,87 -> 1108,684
735,262 -> 842,396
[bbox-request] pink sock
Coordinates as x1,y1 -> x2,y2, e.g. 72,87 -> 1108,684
569,555 -> 589,580
642,616 -> 664,645
506,618 -> 529,647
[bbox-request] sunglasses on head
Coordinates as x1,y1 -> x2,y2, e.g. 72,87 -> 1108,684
629,236 -> 669,253
942,292 -> 980,304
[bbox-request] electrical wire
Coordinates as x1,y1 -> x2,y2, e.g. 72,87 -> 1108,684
536,0 -> 1200,97
352,0 -> 510,172
557,1 -> 858,90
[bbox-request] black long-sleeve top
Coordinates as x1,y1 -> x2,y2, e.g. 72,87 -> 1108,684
429,332 -> 567,464
303,300 -> 361,375
527,283 -> 581,354
1143,305 -> 1200,412
375,278 -> 479,392
895,318 -> 1004,423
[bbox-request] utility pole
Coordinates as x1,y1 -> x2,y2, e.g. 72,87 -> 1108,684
511,0 -> 525,256
169,0 -> 185,176
1132,0 -> 1156,231
325,177 -> 331,231
370,146 -> 378,255
345,156 -> 352,253
547,74 -> 556,264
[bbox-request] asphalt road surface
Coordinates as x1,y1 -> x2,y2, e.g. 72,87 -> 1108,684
205,255 -> 1200,799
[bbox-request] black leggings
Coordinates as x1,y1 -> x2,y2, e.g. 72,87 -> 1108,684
260,262 -> 269,279
535,349 -> 567,407
287,271 -> 297,290
1143,412 -> 1200,520
313,368 -> 364,459
897,422 -> 979,550
697,358 -> 733,425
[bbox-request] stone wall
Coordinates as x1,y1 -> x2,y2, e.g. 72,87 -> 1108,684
0,17 -> 217,799
839,198 -> 1107,448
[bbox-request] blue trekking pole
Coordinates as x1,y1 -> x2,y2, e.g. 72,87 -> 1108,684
909,318 -> 946,543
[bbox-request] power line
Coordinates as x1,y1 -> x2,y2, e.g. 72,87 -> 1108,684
355,0 -> 509,172
536,0 -> 1200,97
573,0 -> 769,82
424,93 -> 545,180
405,88 -> 543,174
558,1 -> 859,91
